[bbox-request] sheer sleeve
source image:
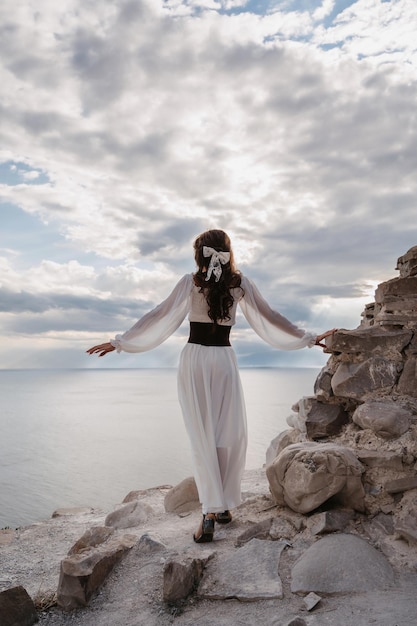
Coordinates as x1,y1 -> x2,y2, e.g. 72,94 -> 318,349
110,274 -> 193,353
239,275 -> 317,350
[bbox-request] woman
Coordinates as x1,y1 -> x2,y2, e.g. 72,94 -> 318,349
87,229 -> 335,543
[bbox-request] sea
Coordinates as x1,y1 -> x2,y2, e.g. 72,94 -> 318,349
0,367 -> 320,529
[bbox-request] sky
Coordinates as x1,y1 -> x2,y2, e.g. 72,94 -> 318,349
0,0 -> 416,369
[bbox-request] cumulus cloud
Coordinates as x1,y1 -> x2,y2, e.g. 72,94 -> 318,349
0,0 -> 416,367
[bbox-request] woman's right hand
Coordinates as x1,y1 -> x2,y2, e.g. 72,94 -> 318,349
86,342 -> 116,357
315,328 -> 338,348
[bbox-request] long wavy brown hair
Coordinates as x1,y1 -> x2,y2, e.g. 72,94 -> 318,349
193,229 -> 242,325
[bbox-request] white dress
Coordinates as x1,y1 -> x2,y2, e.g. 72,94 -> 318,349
111,273 -> 316,514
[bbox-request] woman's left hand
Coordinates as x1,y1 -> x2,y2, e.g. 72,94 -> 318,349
86,342 -> 116,357
315,328 -> 338,349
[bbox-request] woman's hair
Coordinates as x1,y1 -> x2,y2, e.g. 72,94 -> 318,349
193,229 -> 242,324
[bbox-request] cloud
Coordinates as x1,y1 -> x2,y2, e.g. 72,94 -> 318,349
0,0 -> 416,367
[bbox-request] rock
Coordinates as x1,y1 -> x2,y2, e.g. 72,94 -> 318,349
266,442 -> 365,514
270,516 -> 297,540
375,276 -> 417,301
356,449 -> 404,471
105,500 -> 154,528
286,396 -> 316,432
282,619 -> 307,626
395,515 -> 417,544
0,530 -> 15,546
163,554 -> 213,603
0,586 -> 38,626
52,507 -> 93,517
57,534 -> 136,610
396,245 -> 417,278
68,526 -> 114,556
164,476 -> 200,514
314,366 -> 334,400
303,591 -> 322,611
199,538 -> 286,601
266,429 -> 302,466
291,533 -> 394,594
326,327 -> 412,356
305,401 -> 349,439
310,509 -> 355,535
331,356 -> 399,399
137,533 -> 167,553
352,401 -> 411,439
385,475 -> 417,494
235,518 -> 273,546
398,356 -> 417,397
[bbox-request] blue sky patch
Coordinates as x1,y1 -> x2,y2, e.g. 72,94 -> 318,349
0,161 -> 50,186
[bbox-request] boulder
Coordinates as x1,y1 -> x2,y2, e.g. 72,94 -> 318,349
266,442 -> 365,514
163,554 -> 213,603
68,526 -> 114,556
164,476 -> 200,514
314,366 -> 334,400
396,245 -> 417,277
0,586 -> 38,626
397,356 -> 417,397
291,533 -> 394,594
57,534 -> 136,610
198,538 -> 286,601
326,327 -> 412,356
310,509 -> 355,535
105,500 -> 154,529
305,401 -> 349,439
384,475 -> 417,494
352,401 -> 411,439
266,429 -> 302,466
331,356 -> 399,399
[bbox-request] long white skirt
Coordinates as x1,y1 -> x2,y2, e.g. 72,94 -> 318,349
177,343 -> 248,514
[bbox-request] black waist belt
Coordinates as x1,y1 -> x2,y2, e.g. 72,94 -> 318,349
188,322 -> 231,346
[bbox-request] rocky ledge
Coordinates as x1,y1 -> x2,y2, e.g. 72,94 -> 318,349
2,246 -> 417,626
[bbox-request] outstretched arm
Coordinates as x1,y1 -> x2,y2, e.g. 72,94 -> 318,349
86,342 -> 116,357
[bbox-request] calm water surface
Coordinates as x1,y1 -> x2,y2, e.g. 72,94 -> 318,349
0,368 -> 319,528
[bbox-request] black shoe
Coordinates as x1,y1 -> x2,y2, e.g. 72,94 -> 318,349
215,510 -> 232,524
193,514 -> 215,543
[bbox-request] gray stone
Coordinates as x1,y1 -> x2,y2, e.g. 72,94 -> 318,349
310,509 -> 355,535
352,401 -> 411,439
305,401 -> 349,439
0,586 -> 38,626
303,591 -> 322,611
266,429 -> 302,466
164,476 -> 200,514
291,533 -> 394,594
283,619 -> 307,626
385,475 -> 417,493
314,366 -> 334,400
326,327 -> 412,356
398,357 -> 417,398
68,526 -> 114,556
235,518 -> 273,546
199,538 -> 286,601
57,534 -> 136,610
52,507 -> 93,517
105,500 -> 153,528
375,276 -> 417,301
396,245 -> 417,278
331,356 -> 399,399
137,533 -> 167,553
395,515 -> 417,544
163,554 -> 213,603
266,442 -> 365,514
356,449 -> 404,471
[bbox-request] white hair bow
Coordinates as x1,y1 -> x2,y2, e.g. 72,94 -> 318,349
203,246 -> 231,282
